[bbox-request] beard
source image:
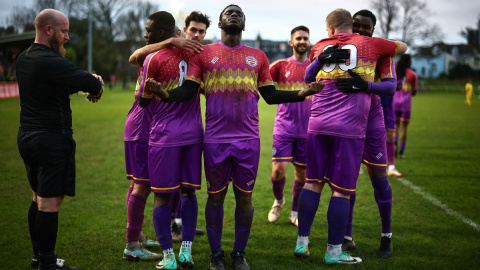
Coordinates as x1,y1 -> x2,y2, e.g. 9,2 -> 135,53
49,32 -> 66,57
293,45 -> 307,56
222,23 -> 242,35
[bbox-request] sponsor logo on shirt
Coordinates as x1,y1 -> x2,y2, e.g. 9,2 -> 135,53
376,152 -> 383,160
247,179 -> 255,186
246,56 -> 258,67
211,56 -> 219,64
285,71 -> 291,78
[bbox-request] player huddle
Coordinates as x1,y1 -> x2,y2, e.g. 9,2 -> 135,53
119,5 -> 414,270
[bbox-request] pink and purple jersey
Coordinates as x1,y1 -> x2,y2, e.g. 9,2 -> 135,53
270,57 -> 311,138
185,42 -> 274,143
308,33 -> 402,139
124,67 -> 153,142
393,68 -> 418,112
366,57 -> 397,131
137,47 -> 203,147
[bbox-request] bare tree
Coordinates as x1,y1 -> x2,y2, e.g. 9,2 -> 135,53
371,0 -> 444,47
371,0 -> 399,39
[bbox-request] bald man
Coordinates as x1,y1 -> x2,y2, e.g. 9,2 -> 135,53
16,9 -> 103,270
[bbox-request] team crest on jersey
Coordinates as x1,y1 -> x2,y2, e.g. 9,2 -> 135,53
246,56 -> 258,67
285,71 -> 291,78
272,147 -> 277,156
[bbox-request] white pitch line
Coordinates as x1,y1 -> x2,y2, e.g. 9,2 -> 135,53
396,177 -> 480,232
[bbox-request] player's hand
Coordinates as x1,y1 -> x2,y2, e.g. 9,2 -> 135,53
86,87 -> 103,103
146,78 -> 169,100
171,38 -> 203,54
318,44 -> 350,63
91,74 -> 105,85
336,69 -> 369,93
298,81 -> 324,98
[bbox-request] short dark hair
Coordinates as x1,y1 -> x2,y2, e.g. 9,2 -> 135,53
219,4 -> 245,22
353,9 -> 376,26
185,11 -> 211,29
291,25 -> 309,36
148,11 -> 175,34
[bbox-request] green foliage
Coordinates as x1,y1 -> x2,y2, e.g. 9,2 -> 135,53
448,63 -> 477,80
1,88 -> 479,269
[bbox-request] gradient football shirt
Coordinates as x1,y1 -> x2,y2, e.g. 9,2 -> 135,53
124,67 -> 153,142
393,68 -> 418,112
137,47 -> 203,147
270,57 -> 311,138
309,33 -> 402,139
367,57 -> 397,131
185,42 -> 274,143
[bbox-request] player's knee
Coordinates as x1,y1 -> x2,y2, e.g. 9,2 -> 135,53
271,169 -> 286,180
180,187 -> 195,196
208,194 -> 225,206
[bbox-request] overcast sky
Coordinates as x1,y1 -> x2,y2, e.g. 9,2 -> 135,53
1,0 -> 479,46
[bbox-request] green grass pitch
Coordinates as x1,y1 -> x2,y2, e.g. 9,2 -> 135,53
1,86 -> 479,269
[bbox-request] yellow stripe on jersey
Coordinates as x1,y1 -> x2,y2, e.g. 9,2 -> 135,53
276,81 -> 308,91
323,177 -> 356,192
180,182 -> 201,189
207,185 -> 228,195
187,68 -> 273,93
362,159 -> 387,168
272,156 -> 293,160
151,185 -> 180,192
233,182 -> 253,194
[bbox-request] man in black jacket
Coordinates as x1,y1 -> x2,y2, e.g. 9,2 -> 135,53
16,8 -> 103,270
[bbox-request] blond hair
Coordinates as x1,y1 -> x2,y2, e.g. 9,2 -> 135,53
326,9 -> 352,30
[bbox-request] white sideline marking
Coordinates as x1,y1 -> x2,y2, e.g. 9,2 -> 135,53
397,177 -> 480,232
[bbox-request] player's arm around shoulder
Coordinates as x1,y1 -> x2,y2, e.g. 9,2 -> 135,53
129,38 -> 203,66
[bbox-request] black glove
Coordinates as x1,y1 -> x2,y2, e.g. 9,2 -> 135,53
317,44 -> 350,63
336,69 -> 369,93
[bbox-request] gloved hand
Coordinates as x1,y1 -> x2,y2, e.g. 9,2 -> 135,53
317,44 -> 350,63
336,69 -> 369,93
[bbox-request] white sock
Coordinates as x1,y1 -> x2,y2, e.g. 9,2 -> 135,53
290,210 -> 298,216
327,244 -> 342,257
388,165 -> 396,170
381,233 -> 392,238
175,218 -> 182,226
344,235 -> 353,241
297,235 -> 309,246
163,248 -> 174,256
181,241 -> 193,249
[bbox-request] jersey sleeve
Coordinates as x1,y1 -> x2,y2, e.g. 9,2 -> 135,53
269,60 -> 281,82
185,53 -> 203,84
137,51 -> 159,99
258,52 -> 274,88
375,57 -> 397,81
372,38 -> 403,57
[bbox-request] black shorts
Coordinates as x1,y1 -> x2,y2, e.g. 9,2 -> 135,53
17,130 -> 76,197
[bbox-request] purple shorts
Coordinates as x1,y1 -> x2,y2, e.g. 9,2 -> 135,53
148,143 -> 202,193
383,104 -> 396,129
306,133 -> 364,195
362,128 -> 387,170
203,139 -> 260,196
124,141 -> 150,185
395,110 -> 411,122
272,134 -> 307,167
